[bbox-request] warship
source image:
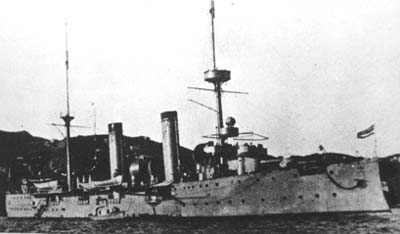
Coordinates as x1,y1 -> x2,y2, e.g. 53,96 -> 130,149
6,1 -> 389,218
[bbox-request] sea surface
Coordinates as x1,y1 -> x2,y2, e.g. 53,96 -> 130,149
1,211 -> 400,234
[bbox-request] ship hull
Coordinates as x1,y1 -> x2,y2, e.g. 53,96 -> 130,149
6,159 -> 389,218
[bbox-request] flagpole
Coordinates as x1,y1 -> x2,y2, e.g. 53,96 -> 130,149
373,125 -> 377,158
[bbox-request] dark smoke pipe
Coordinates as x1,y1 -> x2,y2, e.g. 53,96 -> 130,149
161,111 -> 181,182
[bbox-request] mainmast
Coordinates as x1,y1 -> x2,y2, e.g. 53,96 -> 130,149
205,0 -> 231,145
62,23 -> 74,191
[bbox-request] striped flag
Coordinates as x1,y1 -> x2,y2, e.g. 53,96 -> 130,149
357,124 -> 375,139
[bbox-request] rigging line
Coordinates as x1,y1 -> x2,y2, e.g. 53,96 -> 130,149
188,99 -> 218,113
53,124 -> 90,129
47,123 -> 65,138
187,86 -> 214,92
188,86 -> 248,94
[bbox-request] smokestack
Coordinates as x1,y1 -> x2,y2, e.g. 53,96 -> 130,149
108,122 -> 124,179
161,111 -> 181,182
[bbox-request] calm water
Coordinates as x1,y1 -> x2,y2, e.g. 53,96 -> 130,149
0,211 -> 399,234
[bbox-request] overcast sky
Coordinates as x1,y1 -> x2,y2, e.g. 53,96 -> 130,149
1,0 -> 400,157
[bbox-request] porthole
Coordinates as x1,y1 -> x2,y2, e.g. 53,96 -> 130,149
282,196 -> 287,201
315,194 -> 320,198
199,185 -> 202,188
205,184 -> 209,188
298,195 -> 303,199
216,201 -> 220,205
261,198 -> 265,202
241,199 -> 245,204
205,202 -> 208,205
329,170 -> 334,175
256,178 -> 260,182
332,193 -> 337,197
215,183 -> 219,187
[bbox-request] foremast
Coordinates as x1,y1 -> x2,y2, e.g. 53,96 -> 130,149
62,24 -> 73,192
205,0 -> 231,145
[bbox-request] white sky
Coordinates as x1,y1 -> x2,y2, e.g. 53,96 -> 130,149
1,0 -> 400,157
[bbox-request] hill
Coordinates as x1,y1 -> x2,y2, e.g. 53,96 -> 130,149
0,130 -> 193,192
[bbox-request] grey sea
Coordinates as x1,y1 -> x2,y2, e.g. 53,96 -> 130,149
1,211 -> 399,234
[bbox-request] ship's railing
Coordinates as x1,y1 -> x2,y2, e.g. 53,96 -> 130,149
77,195 -> 90,205
109,198 -> 121,204
34,186 -> 63,195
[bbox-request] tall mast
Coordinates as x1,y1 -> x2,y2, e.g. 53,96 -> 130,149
62,23 -> 74,191
210,0 -> 217,70
204,0 -> 231,145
